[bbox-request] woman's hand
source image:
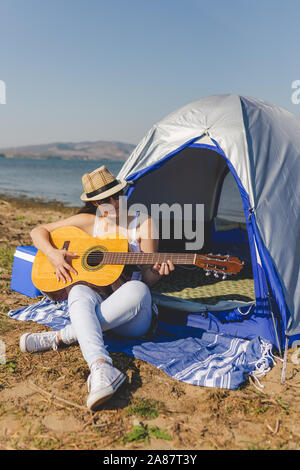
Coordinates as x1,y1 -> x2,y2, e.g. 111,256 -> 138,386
142,260 -> 175,287
30,213 -> 95,284
46,248 -> 78,283
152,260 -> 175,276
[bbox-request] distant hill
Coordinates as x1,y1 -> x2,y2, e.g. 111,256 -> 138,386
0,140 -> 136,161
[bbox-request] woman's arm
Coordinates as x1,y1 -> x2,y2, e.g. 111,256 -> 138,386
30,213 -> 94,283
139,217 -> 174,287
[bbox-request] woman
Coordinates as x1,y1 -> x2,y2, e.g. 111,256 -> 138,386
20,166 -> 174,411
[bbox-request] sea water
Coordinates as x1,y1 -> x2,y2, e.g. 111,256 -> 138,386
0,157 -> 244,221
0,158 -> 123,206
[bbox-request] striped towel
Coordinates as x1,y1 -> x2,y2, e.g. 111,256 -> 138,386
8,297 -> 275,390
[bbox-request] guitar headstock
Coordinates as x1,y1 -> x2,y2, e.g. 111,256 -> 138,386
195,253 -> 244,278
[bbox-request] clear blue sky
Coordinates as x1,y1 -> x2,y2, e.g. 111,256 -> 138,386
0,0 -> 299,147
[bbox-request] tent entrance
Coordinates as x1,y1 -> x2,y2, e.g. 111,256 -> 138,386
127,144 -> 250,257
127,142 -> 284,349
128,145 -> 229,253
127,144 -> 255,304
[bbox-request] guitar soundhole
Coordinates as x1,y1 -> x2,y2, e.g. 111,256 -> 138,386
86,250 -> 103,267
81,245 -> 107,271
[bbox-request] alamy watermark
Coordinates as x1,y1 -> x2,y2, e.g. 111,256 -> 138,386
291,80 -> 300,105
97,196 -> 204,250
0,80 -> 6,104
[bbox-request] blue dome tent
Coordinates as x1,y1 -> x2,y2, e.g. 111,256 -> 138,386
118,94 -> 300,356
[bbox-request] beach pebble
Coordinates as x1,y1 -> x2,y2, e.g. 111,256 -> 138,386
291,349 -> 300,365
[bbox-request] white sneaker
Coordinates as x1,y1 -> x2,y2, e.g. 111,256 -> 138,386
20,331 -> 59,353
86,362 -> 126,411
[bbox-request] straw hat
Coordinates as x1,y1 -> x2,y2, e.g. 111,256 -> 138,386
81,165 -> 128,202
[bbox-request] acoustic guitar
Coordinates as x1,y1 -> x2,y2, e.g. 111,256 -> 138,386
31,226 -> 243,300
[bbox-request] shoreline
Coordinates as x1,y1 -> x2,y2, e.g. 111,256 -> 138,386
0,192 -> 80,212
0,157 -> 124,213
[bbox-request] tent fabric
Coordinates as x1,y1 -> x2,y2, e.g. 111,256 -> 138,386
216,171 -> 245,223
118,94 -> 300,336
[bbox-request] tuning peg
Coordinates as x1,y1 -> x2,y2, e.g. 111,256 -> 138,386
222,273 -> 227,280
214,272 -> 219,278
205,270 -> 211,276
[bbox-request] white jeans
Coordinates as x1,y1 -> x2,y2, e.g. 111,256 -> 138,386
59,281 -> 153,368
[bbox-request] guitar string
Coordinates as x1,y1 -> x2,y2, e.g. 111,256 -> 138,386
59,251 -> 235,262
59,249 -> 232,258
71,254 -> 238,263
67,255 -> 236,272
60,253 -> 240,269
53,248 -> 241,270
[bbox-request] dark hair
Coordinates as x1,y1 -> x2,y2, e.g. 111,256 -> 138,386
77,189 -> 125,215
98,189 -> 124,204
77,201 -> 97,215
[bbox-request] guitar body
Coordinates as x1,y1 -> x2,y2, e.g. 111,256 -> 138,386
31,226 -> 128,297
31,226 -> 244,301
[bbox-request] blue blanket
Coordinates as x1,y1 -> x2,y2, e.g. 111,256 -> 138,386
8,297 -> 275,390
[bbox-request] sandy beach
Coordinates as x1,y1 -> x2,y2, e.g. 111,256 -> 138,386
1,194 -> 300,451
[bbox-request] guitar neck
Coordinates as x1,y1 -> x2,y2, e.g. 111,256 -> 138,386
102,252 -> 196,265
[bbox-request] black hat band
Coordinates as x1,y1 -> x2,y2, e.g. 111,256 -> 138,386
85,179 -> 122,199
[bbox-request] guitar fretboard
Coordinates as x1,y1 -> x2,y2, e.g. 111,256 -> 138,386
101,252 -> 196,265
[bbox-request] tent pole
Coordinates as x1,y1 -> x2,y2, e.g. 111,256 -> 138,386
267,283 -> 287,383
281,336 -> 289,384
267,290 -> 282,358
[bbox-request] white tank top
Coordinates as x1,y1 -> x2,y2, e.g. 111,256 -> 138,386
93,210 -> 142,281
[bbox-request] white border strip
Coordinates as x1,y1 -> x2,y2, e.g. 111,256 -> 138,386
14,250 -> 36,263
